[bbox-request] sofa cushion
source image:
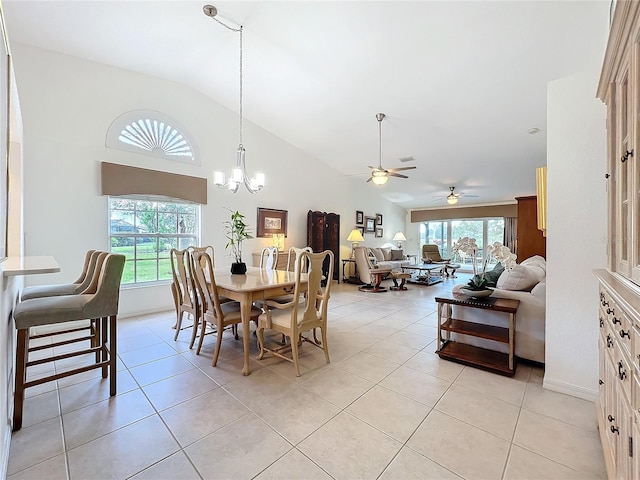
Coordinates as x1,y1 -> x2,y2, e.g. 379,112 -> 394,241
496,263 -> 545,291
381,247 -> 392,261
521,255 -> 546,271
370,248 -> 385,262
390,249 -> 405,261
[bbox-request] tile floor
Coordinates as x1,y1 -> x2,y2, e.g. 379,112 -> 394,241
7,274 -> 606,479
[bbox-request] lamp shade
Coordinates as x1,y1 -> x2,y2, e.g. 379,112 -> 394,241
347,229 -> 364,242
392,232 -> 407,242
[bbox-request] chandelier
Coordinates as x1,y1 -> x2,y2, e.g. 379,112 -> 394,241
204,5 -> 265,194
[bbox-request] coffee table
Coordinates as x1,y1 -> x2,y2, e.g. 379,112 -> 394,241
401,263 -> 445,286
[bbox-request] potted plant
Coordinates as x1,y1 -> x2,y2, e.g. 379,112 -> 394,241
223,208 -> 253,274
453,238 -> 516,297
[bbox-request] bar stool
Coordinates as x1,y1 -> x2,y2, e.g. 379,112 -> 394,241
20,249 -> 103,300
12,253 -> 125,431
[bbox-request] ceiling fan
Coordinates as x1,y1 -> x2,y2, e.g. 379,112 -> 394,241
367,113 -> 416,185
433,186 -> 479,205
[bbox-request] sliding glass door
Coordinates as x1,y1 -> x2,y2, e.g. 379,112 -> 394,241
420,218 -> 505,263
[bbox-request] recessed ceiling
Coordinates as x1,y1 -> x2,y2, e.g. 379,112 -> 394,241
2,1 -> 609,209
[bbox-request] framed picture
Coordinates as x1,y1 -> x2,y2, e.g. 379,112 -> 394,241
365,216 -> 375,233
375,213 -> 383,226
257,208 -> 288,237
375,227 -> 383,238
357,226 -> 365,235
356,210 -> 364,225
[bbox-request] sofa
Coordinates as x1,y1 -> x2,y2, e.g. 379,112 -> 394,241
450,255 -> 546,364
367,246 -> 411,270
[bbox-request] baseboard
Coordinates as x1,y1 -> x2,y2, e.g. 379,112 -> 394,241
1,425 -> 10,480
543,376 -> 598,401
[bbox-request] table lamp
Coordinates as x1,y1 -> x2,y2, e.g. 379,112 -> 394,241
346,228 -> 364,258
272,233 -> 285,251
393,232 -> 407,249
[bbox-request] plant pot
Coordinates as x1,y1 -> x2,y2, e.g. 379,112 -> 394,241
230,262 -> 247,274
460,288 -> 493,298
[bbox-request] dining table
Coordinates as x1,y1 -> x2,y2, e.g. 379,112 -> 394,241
213,266 -> 308,375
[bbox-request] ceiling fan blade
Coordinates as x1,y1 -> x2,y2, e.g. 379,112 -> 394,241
367,165 -> 382,170
386,166 -> 417,173
388,172 -> 409,179
461,194 -> 479,198
366,177 -> 373,182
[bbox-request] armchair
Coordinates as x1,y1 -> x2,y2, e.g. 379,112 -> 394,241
354,246 -> 391,292
421,244 -> 450,264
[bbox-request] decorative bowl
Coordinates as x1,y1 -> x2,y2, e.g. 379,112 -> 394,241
460,288 -> 493,298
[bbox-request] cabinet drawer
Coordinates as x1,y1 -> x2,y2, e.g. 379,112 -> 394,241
615,351 -> 633,403
616,313 -> 633,358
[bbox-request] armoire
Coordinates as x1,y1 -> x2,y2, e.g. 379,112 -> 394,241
515,195 -> 546,261
306,210 -> 340,281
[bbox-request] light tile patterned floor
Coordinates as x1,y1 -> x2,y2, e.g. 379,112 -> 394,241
7,274 -> 606,479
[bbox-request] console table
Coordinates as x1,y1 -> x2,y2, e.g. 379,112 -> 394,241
435,294 -> 519,376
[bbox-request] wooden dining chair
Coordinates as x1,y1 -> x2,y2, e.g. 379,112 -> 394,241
190,251 -> 261,364
256,250 -> 334,376
170,248 -> 200,348
259,246 -> 279,270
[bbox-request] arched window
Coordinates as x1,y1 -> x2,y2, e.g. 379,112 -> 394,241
106,110 -> 198,164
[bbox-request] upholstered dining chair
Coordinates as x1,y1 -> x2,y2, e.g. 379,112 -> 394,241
256,250 -> 333,376
170,248 -> 200,348
190,251 -> 261,364
20,249 -> 100,301
353,246 -> 391,293
259,246 -> 279,270
12,253 -> 125,431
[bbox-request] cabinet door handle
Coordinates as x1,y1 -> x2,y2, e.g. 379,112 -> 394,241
611,425 -> 620,434
607,334 -> 614,348
600,317 -> 604,328
613,317 -> 621,325
607,307 -> 615,315
620,330 -> 630,339
608,414 -> 615,422
599,379 -> 604,385
621,149 -> 634,163
618,361 -> 627,380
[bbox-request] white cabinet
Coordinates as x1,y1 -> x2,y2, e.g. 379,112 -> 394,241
596,275 -> 640,479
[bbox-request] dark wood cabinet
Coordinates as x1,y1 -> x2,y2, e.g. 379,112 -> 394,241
515,195 -> 546,261
307,210 -> 340,281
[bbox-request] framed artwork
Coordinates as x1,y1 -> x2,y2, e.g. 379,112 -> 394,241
356,210 -> 364,225
375,227 -> 383,238
257,208 -> 288,237
357,226 -> 364,235
365,216 -> 375,233
375,213 -> 383,226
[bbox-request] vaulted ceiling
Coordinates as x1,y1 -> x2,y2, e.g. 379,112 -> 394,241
3,1 -> 609,209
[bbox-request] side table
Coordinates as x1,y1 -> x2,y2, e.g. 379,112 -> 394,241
341,258 -> 362,284
435,294 -> 519,376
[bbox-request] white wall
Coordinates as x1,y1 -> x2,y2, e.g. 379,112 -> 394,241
10,43 -> 406,318
544,68 -> 607,399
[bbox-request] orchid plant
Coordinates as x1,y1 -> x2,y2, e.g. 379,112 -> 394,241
452,237 -> 517,290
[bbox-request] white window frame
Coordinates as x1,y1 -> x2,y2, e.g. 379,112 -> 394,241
105,110 -> 199,165
108,196 -> 201,286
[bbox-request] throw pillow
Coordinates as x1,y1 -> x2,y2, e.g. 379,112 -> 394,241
390,249 -> 405,261
370,248 -> 385,262
496,263 -> 545,291
381,247 -> 392,261
483,263 -> 505,287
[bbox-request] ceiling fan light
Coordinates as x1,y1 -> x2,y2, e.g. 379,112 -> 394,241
372,175 -> 388,185
447,195 -> 458,205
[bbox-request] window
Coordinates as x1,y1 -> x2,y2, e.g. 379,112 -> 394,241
105,110 -> 199,165
420,218 -> 505,263
109,197 -> 200,285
